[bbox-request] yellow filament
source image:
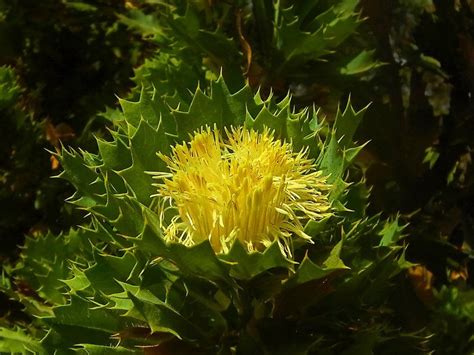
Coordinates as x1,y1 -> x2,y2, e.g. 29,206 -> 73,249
153,126 -> 332,255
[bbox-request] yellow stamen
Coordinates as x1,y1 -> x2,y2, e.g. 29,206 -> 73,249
152,126 -> 332,255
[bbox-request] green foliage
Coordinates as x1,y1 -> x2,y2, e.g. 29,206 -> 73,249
0,328 -> 44,354
354,7 -> 474,354
0,0 -> 152,261
0,76 -> 429,353
119,0 -> 382,104
429,286 -> 474,353
0,66 -> 83,262
0,0 -> 148,127
0,66 -> 20,110
1,0 -> 473,353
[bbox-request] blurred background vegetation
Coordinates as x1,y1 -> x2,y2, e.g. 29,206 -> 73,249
0,0 -> 472,352
0,0 -> 153,257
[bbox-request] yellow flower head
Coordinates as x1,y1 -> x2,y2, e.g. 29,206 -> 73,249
152,126 -> 332,256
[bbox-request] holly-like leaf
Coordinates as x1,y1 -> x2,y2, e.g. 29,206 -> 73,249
128,292 -> 202,341
275,1 -> 362,65
49,295 -> 133,334
221,241 -> 293,280
286,253 -> 346,288
378,217 -> 406,247
323,238 -> 350,270
334,97 -> 369,149
136,221 -> 232,284
118,9 -> 165,40
340,50 -> 385,75
84,251 -> 140,295
0,328 -> 45,355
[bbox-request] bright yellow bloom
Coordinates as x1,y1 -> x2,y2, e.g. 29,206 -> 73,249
152,126 -> 332,256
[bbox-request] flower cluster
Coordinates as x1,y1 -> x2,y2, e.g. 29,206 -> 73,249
153,127 -> 332,255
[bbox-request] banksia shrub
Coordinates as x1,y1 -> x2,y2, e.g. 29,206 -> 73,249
0,66 -> 82,261
123,0 -> 382,102
0,77 -> 430,353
